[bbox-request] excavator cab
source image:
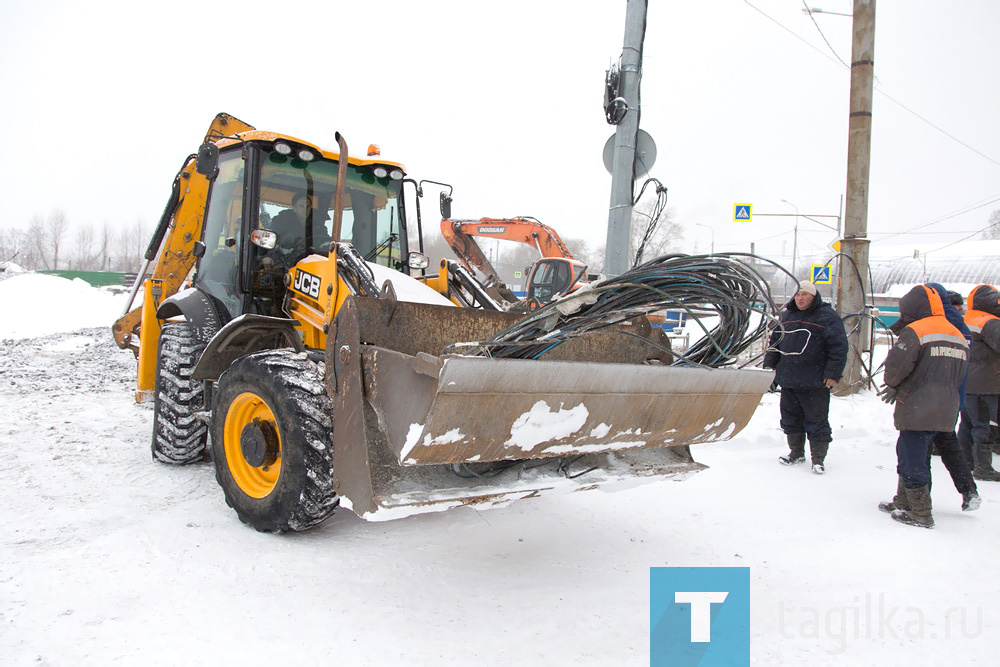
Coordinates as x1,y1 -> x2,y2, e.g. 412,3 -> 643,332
525,257 -> 589,303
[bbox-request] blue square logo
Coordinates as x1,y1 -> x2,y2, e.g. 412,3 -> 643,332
650,567 -> 750,666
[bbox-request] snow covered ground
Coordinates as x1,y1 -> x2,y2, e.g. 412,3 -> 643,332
1,274 -> 998,665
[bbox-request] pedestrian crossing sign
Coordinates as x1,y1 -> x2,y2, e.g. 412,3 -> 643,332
733,203 -> 752,222
811,264 -> 833,284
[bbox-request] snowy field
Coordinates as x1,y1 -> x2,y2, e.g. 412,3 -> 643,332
1,273 -> 998,665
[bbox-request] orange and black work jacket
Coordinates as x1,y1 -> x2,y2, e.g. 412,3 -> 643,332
964,284 -> 1000,395
885,285 -> 969,432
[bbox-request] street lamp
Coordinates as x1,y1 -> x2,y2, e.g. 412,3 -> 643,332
696,223 -> 715,255
781,199 -> 800,281
802,7 -> 853,17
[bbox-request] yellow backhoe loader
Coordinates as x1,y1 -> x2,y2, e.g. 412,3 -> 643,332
113,113 -> 773,533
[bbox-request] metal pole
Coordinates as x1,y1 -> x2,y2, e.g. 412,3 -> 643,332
781,199 -> 800,281
603,0 -> 647,277
697,224 -> 715,254
834,0 -> 876,396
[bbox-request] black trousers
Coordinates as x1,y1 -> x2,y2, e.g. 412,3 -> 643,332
779,388 -> 832,443
929,430 -> 976,495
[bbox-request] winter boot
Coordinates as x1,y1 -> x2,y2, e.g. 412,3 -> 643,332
779,433 -> 806,465
879,476 -> 908,513
809,438 -> 829,475
962,490 -> 982,512
972,442 -> 1000,481
891,485 -> 934,528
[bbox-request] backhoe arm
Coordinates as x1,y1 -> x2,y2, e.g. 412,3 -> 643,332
112,113 -> 256,354
440,216 -> 576,281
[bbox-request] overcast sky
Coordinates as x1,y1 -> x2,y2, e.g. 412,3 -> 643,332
2,0 -> 998,266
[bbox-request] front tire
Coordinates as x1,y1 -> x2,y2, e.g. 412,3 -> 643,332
211,349 -> 338,533
152,321 -> 208,464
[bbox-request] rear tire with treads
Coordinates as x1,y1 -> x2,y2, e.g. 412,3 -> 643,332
211,349 -> 338,533
152,321 -> 208,464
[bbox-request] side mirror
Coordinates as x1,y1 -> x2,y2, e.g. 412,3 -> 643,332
196,142 -> 219,178
192,241 -> 206,258
250,229 -> 277,250
407,252 -> 430,270
439,192 -> 452,219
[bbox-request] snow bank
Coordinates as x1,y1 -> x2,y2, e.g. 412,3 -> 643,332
0,274 -> 127,340
367,261 -> 455,307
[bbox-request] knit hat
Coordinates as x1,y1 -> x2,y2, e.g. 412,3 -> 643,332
797,280 -> 818,296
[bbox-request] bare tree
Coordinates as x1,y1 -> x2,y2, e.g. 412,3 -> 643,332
0,228 -> 15,264
565,237 -> 604,276
2,227 -> 43,270
47,209 -> 69,270
983,209 -> 1000,240
29,215 -> 50,270
630,202 -> 682,266
116,219 -> 149,272
98,222 -> 114,271
71,223 -> 96,270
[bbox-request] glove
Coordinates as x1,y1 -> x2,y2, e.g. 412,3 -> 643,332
768,379 -> 779,393
879,386 -> 897,404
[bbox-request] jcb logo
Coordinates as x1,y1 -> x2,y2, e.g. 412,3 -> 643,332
477,226 -> 506,234
293,269 -> 322,299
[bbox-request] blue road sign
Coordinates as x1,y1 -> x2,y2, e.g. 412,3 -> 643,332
732,204 -> 752,222
811,264 -> 832,284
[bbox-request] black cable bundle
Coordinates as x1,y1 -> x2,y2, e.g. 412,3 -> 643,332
462,253 -> 785,368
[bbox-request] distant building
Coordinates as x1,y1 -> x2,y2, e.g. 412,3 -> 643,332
868,239 -> 1000,296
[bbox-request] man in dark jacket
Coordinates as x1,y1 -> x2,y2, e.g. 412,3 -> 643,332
882,284 -> 980,512
763,280 -> 848,474
880,285 -> 969,528
267,193 -> 332,266
958,284 -> 1000,481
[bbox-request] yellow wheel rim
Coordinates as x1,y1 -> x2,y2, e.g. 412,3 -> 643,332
224,392 -> 282,498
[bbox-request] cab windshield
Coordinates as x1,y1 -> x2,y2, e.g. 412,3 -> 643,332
256,148 -> 406,267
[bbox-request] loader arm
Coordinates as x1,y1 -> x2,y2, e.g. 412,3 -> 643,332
112,113 -> 257,355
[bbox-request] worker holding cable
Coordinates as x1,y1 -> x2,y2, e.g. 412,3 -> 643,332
763,280 -> 848,474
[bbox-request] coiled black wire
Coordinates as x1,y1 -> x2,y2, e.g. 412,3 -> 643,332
460,253 -> 789,368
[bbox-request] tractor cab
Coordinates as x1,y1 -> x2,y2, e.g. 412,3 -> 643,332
193,139 -> 409,323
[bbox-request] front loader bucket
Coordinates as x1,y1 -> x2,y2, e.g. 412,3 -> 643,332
327,296 -> 773,520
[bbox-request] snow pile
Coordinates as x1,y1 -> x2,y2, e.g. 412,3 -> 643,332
0,274 -> 127,340
0,260 -> 27,277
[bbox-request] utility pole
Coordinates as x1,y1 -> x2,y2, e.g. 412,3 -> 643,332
604,0 -> 647,277
835,0 -> 876,396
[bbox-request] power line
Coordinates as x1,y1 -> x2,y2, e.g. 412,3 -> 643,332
744,1 -> 846,69
802,1 -> 850,69
924,224 -> 997,256
744,1 -> 1000,168
873,89 -> 1000,167
877,194 -> 1000,242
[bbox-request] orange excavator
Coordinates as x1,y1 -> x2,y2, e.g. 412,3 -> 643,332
440,216 -> 592,308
